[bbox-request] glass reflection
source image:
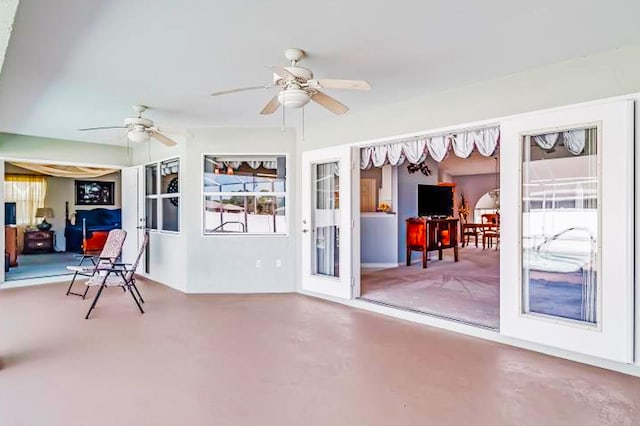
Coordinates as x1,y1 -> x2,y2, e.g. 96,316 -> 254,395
522,127 -> 598,324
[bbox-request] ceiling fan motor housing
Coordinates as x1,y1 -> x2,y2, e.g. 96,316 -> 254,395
124,117 -> 153,127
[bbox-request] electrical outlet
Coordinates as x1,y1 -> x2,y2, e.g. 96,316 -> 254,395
275,259 -> 282,268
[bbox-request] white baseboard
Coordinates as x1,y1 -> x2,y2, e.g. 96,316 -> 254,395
0,275 -> 74,289
361,263 -> 398,269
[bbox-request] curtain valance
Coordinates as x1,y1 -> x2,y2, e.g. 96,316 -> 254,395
223,160 -> 278,170
9,162 -> 117,178
532,129 -> 589,155
360,127 -> 500,169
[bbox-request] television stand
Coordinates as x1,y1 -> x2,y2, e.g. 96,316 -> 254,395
406,218 -> 459,268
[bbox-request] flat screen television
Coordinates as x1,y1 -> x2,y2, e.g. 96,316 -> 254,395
5,202 -> 16,225
417,185 -> 453,217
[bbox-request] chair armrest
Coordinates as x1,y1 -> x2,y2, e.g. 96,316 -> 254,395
100,267 -> 134,274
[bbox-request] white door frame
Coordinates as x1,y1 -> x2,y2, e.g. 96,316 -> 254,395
300,145 -> 355,299
121,165 -> 144,268
300,92 -> 640,373
0,156 -> 125,285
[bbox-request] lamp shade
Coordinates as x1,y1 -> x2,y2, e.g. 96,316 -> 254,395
35,207 -> 54,218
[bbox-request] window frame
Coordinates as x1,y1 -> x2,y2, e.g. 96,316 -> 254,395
144,156 -> 181,235
201,152 -> 289,237
519,122 -> 602,329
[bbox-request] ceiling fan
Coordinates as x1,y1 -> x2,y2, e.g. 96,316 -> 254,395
210,48 -> 371,115
78,105 -> 178,146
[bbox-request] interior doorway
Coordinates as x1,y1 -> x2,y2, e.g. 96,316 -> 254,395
356,128 -> 501,329
3,161 -> 122,282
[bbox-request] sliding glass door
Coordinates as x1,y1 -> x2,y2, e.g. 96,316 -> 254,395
501,100 -> 634,363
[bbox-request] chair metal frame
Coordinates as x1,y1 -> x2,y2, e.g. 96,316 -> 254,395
65,229 -> 127,299
85,233 -> 149,320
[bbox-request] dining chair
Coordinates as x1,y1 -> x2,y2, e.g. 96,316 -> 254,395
459,214 -> 479,248
84,232 -> 149,319
65,229 -> 127,299
481,213 -> 500,249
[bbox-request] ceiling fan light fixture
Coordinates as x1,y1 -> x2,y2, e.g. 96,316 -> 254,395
128,130 -> 150,144
277,88 -> 310,109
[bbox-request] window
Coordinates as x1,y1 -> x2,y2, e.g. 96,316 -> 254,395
4,175 -> 47,225
522,127 -> 598,324
203,155 -> 287,234
145,158 -> 180,233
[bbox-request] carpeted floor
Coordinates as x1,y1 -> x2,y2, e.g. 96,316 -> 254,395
6,252 -> 79,281
361,247 -> 500,329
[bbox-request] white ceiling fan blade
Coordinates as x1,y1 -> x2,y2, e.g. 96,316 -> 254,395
266,65 -> 297,80
260,95 -> 281,115
310,91 -> 349,115
78,126 -> 127,131
149,130 -> 177,146
210,85 -> 272,96
314,79 -> 371,91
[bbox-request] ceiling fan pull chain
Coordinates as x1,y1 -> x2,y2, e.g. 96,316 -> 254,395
301,107 -> 305,142
281,96 -> 286,132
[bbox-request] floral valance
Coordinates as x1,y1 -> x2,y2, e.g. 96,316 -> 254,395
360,127 -> 500,169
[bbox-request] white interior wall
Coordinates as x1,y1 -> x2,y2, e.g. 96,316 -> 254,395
132,141 -> 188,292
184,128 -> 297,293
132,127 -> 297,294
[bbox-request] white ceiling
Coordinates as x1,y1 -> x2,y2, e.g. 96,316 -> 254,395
0,0 -> 639,145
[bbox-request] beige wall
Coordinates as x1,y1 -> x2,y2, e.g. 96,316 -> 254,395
5,163 -> 121,250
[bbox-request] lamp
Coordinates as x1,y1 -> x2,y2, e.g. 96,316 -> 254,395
277,88 -> 311,109
35,207 -> 54,231
128,130 -> 151,144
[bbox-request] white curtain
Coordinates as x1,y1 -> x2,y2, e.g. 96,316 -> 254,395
223,160 -> 278,170
532,133 -> 561,150
4,174 -> 47,226
360,147 -> 373,169
426,136 -> 450,162
473,127 -> 500,156
562,130 -> 586,155
402,139 -> 428,163
532,129 -> 588,155
451,133 -> 474,158
359,126 -> 500,169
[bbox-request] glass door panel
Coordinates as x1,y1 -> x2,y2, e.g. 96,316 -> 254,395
500,99 -> 634,363
313,162 -> 340,278
522,127 -> 598,325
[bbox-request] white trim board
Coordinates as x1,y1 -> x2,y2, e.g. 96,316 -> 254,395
299,289 -> 640,377
361,263 -> 398,269
344,92 -> 640,150
0,275 -> 76,289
